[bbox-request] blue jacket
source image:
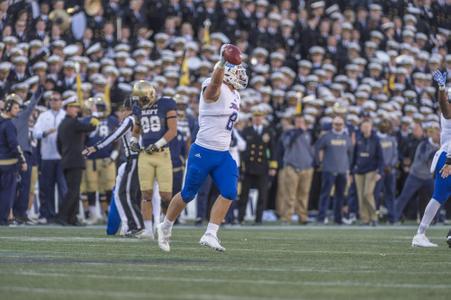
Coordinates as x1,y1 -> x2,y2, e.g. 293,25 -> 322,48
352,132 -> 384,175
0,115 -> 23,166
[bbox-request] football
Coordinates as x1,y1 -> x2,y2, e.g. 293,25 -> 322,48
222,44 -> 242,65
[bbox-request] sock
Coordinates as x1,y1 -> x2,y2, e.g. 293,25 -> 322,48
144,220 -> 153,231
161,217 -> 174,233
417,199 -> 441,234
89,206 -> 97,219
206,222 -> 219,237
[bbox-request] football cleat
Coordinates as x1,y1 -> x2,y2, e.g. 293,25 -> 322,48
199,233 -> 225,252
156,223 -> 171,252
135,229 -> 154,240
447,230 -> 451,248
412,234 -> 438,248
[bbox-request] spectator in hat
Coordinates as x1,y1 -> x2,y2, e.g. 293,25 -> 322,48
56,101 -> 98,226
277,114 -> 314,224
8,56 -> 29,85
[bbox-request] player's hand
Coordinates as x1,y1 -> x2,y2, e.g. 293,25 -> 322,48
132,104 -> 142,117
440,164 -> 451,179
103,157 -> 114,165
347,174 -> 353,184
432,70 -> 447,87
145,144 -> 159,154
130,140 -> 141,153
219,44 -> 229,65
82,146 -> 96,157
21,163 -> 27,172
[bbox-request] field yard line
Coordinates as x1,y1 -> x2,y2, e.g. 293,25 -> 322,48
2,270 -> 451,289
0,286 -> 292,300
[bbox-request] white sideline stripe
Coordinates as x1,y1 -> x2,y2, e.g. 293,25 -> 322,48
1,271 -> 451,289
0,286 -> 288,300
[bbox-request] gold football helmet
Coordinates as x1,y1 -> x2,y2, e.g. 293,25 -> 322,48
5,93 -> 23,105
132,80 -> 156,108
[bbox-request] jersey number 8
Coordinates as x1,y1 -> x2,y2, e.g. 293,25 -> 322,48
141,116 -> 161,133
226,112 -> 238,131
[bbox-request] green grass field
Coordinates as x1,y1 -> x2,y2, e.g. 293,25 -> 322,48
0,226 -> 450,300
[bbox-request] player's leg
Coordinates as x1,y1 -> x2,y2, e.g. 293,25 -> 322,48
413,152 -> 449,247
201,152 -> 239,251
138,152 -> 156,239
83,160 -> 99,224
154,149 -> 173,214
158,144 -> 212,251
99,159 -> 116,219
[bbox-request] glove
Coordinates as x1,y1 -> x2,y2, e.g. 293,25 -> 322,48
432,70 -> 447,87
218,44 -> 229,66
145,144 -> 159,154
130,137 -> 141,152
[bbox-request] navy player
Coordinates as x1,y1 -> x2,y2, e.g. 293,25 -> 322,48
130,80 -> 177,238
83,98 -> 145,236
81,97 -> 119,223
156,45 -> 248,252
412,70 -> 451,247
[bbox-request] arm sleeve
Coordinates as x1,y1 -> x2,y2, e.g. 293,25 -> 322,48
75,118 -> 96,133
5,122 -> 19,154
18,92 -> 40,121
96,117 -> 133,150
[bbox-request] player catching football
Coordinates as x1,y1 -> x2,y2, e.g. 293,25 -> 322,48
156,44 -> 248,252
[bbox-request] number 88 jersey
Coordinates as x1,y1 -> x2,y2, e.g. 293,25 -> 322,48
139,97 -> 177,148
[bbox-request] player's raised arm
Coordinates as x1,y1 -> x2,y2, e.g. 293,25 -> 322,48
203,44 -> 228,102
433,70 -> 451,119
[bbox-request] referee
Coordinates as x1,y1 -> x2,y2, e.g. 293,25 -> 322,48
56,101 -> 98,226
83,98 -> 145,236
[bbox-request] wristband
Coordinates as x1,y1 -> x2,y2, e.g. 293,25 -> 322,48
155,137 -> 167,149
130,136 -> 138,143
439,85 -> 446,91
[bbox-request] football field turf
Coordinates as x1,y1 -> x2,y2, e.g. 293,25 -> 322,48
0,226 -> 450,300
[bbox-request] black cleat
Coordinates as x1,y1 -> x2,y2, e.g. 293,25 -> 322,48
447,230 -> 451,248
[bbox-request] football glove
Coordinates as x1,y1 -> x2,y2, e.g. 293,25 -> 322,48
432,70 -> 447,87
145,144 -> 159,154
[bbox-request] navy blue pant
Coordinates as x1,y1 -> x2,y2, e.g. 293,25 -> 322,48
374,170 -> 396,223
394,174 -> 433,222
13,152 -> 32,218
346,183 -> 358,216
0,165 -> 18,224
318,172 -> 346,223
39,160 -> 67,220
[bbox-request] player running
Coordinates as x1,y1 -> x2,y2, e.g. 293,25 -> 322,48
156,44 -> 248,252
412,70 -> 451,248
82,97 -> 145,237
130,81 -> 178,239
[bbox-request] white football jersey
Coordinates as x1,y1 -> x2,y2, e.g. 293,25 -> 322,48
195,78 -> 241,151
441,114 -> 451,146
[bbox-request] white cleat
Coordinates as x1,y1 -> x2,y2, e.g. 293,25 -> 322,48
199,233 -> 225,252
135,229 -> 155,240
412,234 -> 438,248
156,224 -> 171,252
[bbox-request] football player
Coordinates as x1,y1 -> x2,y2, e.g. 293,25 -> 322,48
81,97 -> 119,224
412,70 -> 451,247
156,45 -> 248,252
130,80 -> 177,239
83,97 -> 145,236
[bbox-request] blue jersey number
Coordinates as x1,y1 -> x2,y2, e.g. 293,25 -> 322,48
226,112 -> 238,131
141,116 -> 161,133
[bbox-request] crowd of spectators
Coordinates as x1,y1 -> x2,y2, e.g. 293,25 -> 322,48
0,0 -> 451,226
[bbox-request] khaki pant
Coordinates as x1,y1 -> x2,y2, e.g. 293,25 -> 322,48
138,148 -> 173,193
81,159 -> 116,193
277,166 -> 313,222
354,171 -> 378,223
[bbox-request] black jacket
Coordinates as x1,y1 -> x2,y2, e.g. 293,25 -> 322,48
241,125 -> 277,176
57,116 -> 96,170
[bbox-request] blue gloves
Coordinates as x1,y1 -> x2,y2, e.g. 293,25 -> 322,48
432,70 -> 447,87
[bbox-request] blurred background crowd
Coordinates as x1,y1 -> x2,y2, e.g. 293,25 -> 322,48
0,0 -> 451,227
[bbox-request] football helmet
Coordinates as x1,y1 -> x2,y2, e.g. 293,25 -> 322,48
84,96 -> 107,118
223,63 -> 248,90
132,80 -> 156,108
